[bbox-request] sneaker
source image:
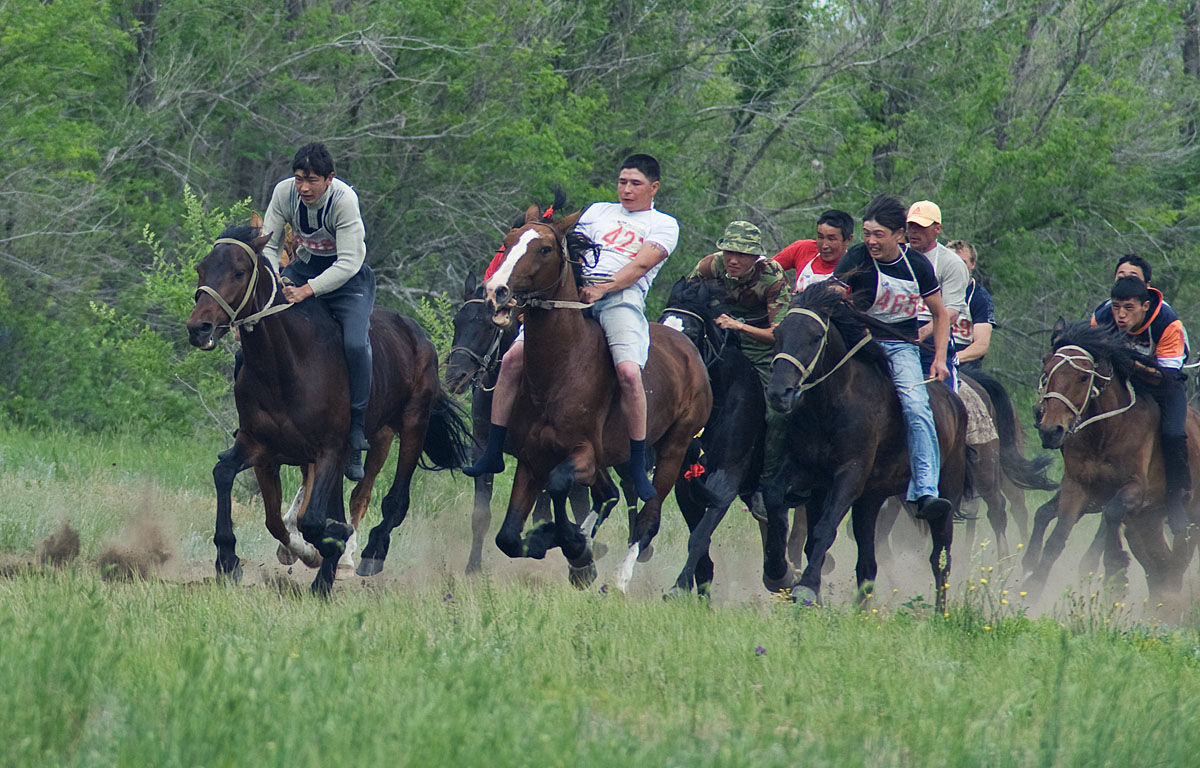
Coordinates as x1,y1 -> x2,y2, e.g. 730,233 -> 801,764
915,495 -> 951,520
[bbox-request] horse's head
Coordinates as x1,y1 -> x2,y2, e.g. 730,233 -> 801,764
445,272 -> 511,395
767,281 -> 849,414
1034,318 -> 1114,449
187,226 -> 271,350
659,278 -> 730,360
484,205 -> 582,319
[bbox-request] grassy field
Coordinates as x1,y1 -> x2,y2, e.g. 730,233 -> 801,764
3,426 -> 1200,766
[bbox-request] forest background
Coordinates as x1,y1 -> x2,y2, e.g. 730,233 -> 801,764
5,0 -> 1200,437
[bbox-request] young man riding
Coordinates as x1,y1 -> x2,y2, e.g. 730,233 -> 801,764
772,209 -> 855,292
465,154 -> 679,502
907,200 -> 969,391
946,240 -> 996,372
689,220 -> 791,478
1093,275 -> 1192,536
832,195 -> 954,519
259,142 -> 376,481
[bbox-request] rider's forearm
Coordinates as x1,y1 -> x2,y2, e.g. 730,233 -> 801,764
736,323 -> 775,346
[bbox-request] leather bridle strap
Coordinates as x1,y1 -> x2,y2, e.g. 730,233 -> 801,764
194,238 -> 292,332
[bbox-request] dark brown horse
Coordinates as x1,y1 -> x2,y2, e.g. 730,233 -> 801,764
187,225 -> 471,594
483,206 -> 712,592
1026,320 -> 1199,601
763,282 -> 968,611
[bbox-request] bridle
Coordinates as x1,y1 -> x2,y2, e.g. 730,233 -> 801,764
1036,344 -> 1136,433
194,238 -> 292,332
446,298 -> 510,392
660,306 -> 728,365
771,307 -> 873,392
512,222 -> 596,311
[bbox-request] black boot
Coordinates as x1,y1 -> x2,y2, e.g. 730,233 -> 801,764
344,448 -> 365,482
1163,434 -> 1192,537
463,424 -> 507,477
915,494 -> 951,520
348,412 -> 369,452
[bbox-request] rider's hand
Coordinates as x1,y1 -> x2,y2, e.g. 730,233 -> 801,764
580,284 -> 607,304
930,358 -> 950,382
713,314 -> 742,332
282,283 -> 314,303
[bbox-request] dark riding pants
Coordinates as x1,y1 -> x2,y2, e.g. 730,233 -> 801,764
1136,371 -> 1190,496
282,259 -> 376,421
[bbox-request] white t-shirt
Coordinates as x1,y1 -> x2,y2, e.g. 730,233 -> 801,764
575,201 -> 679,297
915,241 -> 969,322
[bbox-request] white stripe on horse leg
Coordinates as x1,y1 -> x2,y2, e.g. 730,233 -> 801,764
338,530 -> 357,571
614,543 -> 640,593
283,485 -> 319,565
580,511 -> 599,539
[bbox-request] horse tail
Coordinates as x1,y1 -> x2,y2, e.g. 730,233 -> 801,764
968,369 -> 1058,491
419,392 -> 473,471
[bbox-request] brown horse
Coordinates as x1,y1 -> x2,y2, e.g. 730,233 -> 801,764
187,224 -> 471,594
483,206 -> 712,591
1026,319 -> 1199,601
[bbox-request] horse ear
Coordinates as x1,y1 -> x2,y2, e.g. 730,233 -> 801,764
553,209 -> 583,237
1051,316 -> 1067,345
464,271 -> 478,299
251,233 -> 271,253
524,204 -> 541,224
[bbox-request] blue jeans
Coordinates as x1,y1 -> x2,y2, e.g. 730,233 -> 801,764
878,339 -> 941,500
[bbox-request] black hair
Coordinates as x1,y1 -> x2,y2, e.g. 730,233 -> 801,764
620,154 -> 661,183
1111,275 -> 1150,303
817,209 -> 854,240
1115,253 -> 1152,284
862,195 -> 906,233
292,142 -> 335,178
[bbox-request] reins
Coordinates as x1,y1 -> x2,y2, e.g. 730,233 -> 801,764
771,307 -> 874,392
516,222 -> 597,310
661,306 -> 728,364
447,298 -> 507,392
194,238 -> 293,332
1036,344 -> 1136,433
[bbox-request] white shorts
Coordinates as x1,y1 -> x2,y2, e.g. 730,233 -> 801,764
514,287 -> 649,367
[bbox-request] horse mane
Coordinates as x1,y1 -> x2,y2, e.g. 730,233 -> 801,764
217,223 -> 259,244
1052,321 -> 1163,383
790,281 -> 892,375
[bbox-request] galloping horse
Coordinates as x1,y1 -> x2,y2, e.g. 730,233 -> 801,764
659,277 -> 765,597
483,206 -> 712,591
1026,320 -> 1199,600
763,282 -> 968,610
445,271 -> 598,574
187,225 -> 471,594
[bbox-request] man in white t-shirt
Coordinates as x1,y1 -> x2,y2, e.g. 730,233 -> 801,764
464,154 -> 678,501
907,200 -> 968,390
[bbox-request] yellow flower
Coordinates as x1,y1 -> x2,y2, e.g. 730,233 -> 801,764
984,625 -> 992,631
980,578 -> 988,585
1019,591 -> 1027,597
1001,599 -> 1008,605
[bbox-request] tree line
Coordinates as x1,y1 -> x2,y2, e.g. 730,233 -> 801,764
3,0 -> 1200,434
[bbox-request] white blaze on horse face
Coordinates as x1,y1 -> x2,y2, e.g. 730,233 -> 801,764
485,229 -> 540,294
663,316 -> 684,333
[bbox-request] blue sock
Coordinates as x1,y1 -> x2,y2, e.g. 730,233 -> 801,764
463,424 -> 507,477
628,439 -> 657,501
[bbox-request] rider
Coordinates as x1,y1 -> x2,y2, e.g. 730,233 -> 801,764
1093,275 -> 1192,536
689,220 -> 791,477
907,200 -> 969,391
832,195 -> 954,519
464,154 -> 679,502
946,240 -> 996,372
772,209 -> 855,292
260,142 -> 376,482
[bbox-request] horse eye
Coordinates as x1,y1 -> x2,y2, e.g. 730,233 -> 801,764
539,245 -> 552,255
234,271 -> 246,279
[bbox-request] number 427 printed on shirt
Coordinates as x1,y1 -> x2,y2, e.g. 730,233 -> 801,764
601,225 -> 644,259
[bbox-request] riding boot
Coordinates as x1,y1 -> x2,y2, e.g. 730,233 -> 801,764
1162,434 -> 1192,537
463,424 -> 507,477
625,438 -> 657,502
348,410 -> 369,451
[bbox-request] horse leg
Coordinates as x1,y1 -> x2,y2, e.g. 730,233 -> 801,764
929,504 -> 955,614
612,464 -> 653,564
357,409 -> 427,577
580,472 -> 614,561
1101,484 -> 1141,588
253,463 -> 293,564
760,456 -> 800,593
281,464 -> 320,568
1078,514 -> 1105,580
875,497 -> 901,567
1002,476 -> 1031,542
1123,516 -> 1176,606
467,397 -> 492,575
545,452 -> 596,588
794,477 -> 862,605
979,444 -> 1009,560
851,496 -> 884,606
532,494 -> 553,525
1024,483 -> 1087,600
299,453 -> 352,597
617,429 -> 691,594
1021,491 -> 1059,573
344,429 -> 395,572
669,467 -> 735,600
494,462 -> 547,559
212,447 -> 249,581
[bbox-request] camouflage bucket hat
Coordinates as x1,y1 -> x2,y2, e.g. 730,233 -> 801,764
716,220 -> 765,257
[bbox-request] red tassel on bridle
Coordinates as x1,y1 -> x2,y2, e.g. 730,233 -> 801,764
683,463 -> 706,480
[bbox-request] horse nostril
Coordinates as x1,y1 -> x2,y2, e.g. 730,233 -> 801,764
493,286 -> 511,307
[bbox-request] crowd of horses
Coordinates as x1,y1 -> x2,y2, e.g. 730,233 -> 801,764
183,207 -> 1200,610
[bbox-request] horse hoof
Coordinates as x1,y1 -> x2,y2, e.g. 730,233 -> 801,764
637,544 -> 654,563
568,561 -> 597,590
795,586 -> 819,606
277,544 -> 298,566
356,557 -> 384,578
763,569 -> 798,593
592,541 -> 608,561
465,560 -> 482,576
216,561 -> 243,584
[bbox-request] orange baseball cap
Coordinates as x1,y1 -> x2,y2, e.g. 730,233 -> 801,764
906,200 -> 942,227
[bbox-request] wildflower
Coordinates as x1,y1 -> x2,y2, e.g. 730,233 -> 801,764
1001,599 -> 1008,605
980,578 -> 988,585
1019,591 -> 1027,597
600,584 -> 609,594
755,645 -> 767,656
443,593 -> 453,602
1001,590 -> 1008,596
984,625 -> 992,631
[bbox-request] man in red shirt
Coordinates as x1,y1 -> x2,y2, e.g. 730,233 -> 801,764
772,209 -> 854,292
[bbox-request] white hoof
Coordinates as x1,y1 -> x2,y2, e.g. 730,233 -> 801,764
614,544 -> 639,594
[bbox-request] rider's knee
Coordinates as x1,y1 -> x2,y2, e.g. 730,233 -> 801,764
615,361 -> 643,391
501,342 -> 525,374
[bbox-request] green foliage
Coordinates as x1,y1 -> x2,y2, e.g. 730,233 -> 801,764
413,294 -> 456,354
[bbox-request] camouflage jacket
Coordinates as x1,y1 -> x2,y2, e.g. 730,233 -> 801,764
691,252 -> 790,329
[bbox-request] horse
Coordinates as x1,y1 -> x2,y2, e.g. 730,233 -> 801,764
186,225 -> 472,594
1026,319 -> 1199,601
658,277 -> 766,598
445,271 -> 605,574
482,205 -> 712,592
762,281 -> 968,611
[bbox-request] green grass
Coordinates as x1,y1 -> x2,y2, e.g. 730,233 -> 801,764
3,424 -> 1200,766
